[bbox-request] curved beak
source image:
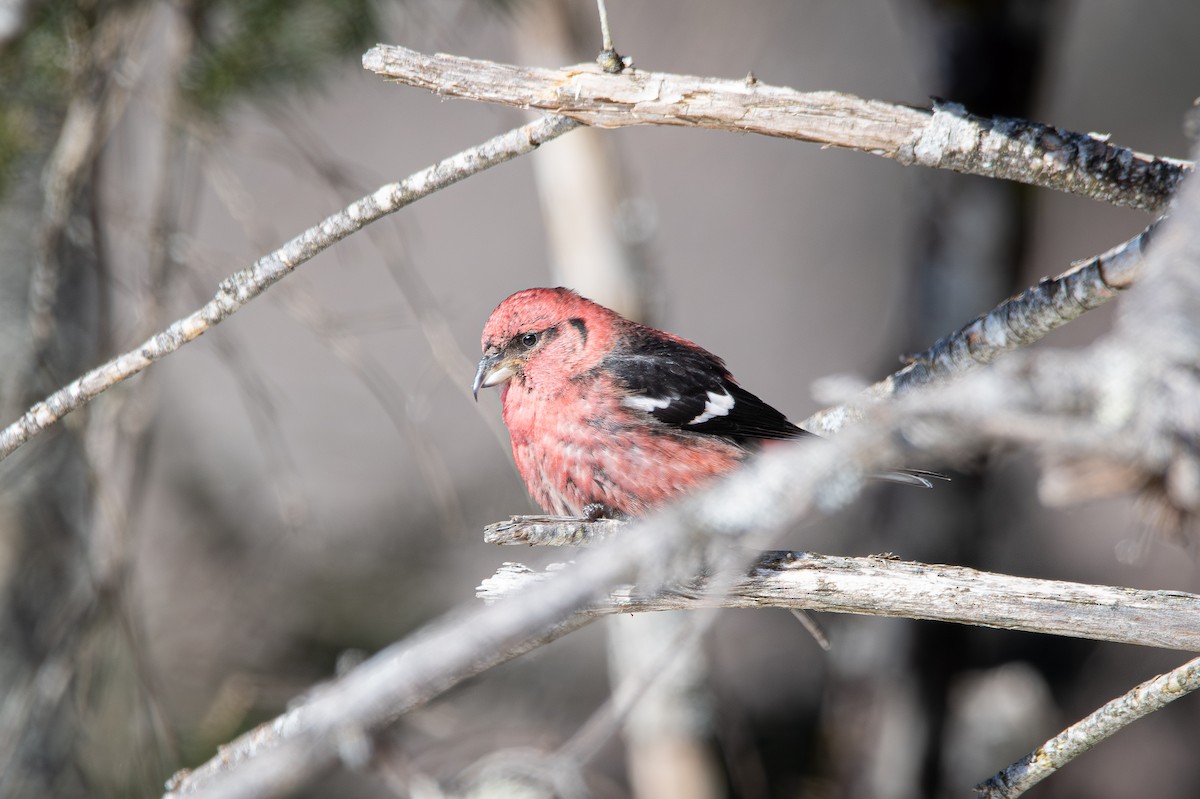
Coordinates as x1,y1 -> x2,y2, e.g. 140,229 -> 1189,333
473,351 -> 517,400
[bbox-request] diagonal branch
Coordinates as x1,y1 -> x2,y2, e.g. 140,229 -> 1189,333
160,344 -> 1191,797
0,114 -> 579,462
165,150 -> 1200,795
362,45 -> 1191,213
164,608 -> 603,798
803,220 -> 1158,435
977,655 -> 1200,798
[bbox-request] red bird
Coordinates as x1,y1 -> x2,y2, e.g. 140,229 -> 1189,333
474,287 -> 934,519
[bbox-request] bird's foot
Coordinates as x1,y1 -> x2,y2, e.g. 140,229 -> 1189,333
582,503 -> 625,521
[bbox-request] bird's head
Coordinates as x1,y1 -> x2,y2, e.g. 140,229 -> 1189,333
474,287 -> 617,399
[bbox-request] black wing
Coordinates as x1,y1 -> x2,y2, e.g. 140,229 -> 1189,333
602,331 -> 814,445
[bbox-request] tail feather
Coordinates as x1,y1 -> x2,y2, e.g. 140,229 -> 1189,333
873,469 -> 951,489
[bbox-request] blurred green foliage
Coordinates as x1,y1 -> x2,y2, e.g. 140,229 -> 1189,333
0,0 -> 388,195
0,1 -> 75,193
182,0 -> 385,115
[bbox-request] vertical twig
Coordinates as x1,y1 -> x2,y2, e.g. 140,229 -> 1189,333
594,0 -> 625,73
595,0 -> 613,50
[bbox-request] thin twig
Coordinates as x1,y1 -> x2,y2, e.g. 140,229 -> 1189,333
0,114 -> 579,462
976,655 -> 1200,798
596,0 -> 613,51
555,607 -> 716,765
789,608 -> 832,651
262,101 -> 514,454
363,45 -> 1190,213
593,0 -> 624,73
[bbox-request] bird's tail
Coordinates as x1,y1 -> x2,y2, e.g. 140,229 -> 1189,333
874,469 -> 951,489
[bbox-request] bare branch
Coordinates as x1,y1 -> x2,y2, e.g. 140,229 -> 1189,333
0,114 -> 578,462
162,339 -> 1191,798
803,220 -> 1158,435
484,515 -> 628,546
976,655 -> 1200,798
477,552 -> 1200,652
164,46 -> 1200,799
362,45 -> 1190,213
164,586 -> 604,797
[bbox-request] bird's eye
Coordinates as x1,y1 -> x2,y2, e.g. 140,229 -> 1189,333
520,332 -> 540,349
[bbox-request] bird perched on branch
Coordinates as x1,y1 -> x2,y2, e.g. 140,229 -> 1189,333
474,287 -> 937,519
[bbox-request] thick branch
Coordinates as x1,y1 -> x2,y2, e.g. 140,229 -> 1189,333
363,45 -> 1190,213
0,114 -> 578,462
477,551 -> 1200,653
164,340 -> 1193,798
977,655 -> 1200,798
164,50 -> 1200,799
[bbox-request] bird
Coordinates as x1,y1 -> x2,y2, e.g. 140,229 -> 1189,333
474,287 -> 938,519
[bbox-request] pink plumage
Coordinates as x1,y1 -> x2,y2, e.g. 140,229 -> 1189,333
474,287 -> 819,518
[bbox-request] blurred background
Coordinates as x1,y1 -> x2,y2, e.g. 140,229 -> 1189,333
1,1 -> 1198,797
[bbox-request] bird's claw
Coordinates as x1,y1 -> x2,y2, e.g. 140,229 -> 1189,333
582,503 -> 621,521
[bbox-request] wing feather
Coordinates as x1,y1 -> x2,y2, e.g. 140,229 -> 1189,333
604,332 -> 813,444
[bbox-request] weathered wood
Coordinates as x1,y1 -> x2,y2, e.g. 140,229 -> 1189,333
363,45 -> 1190,213
480,551 -> 1200,652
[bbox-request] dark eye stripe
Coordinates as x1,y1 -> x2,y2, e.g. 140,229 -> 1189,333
568,317 -> 588,345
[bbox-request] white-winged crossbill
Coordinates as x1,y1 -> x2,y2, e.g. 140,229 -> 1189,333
474,287 -> 935,518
